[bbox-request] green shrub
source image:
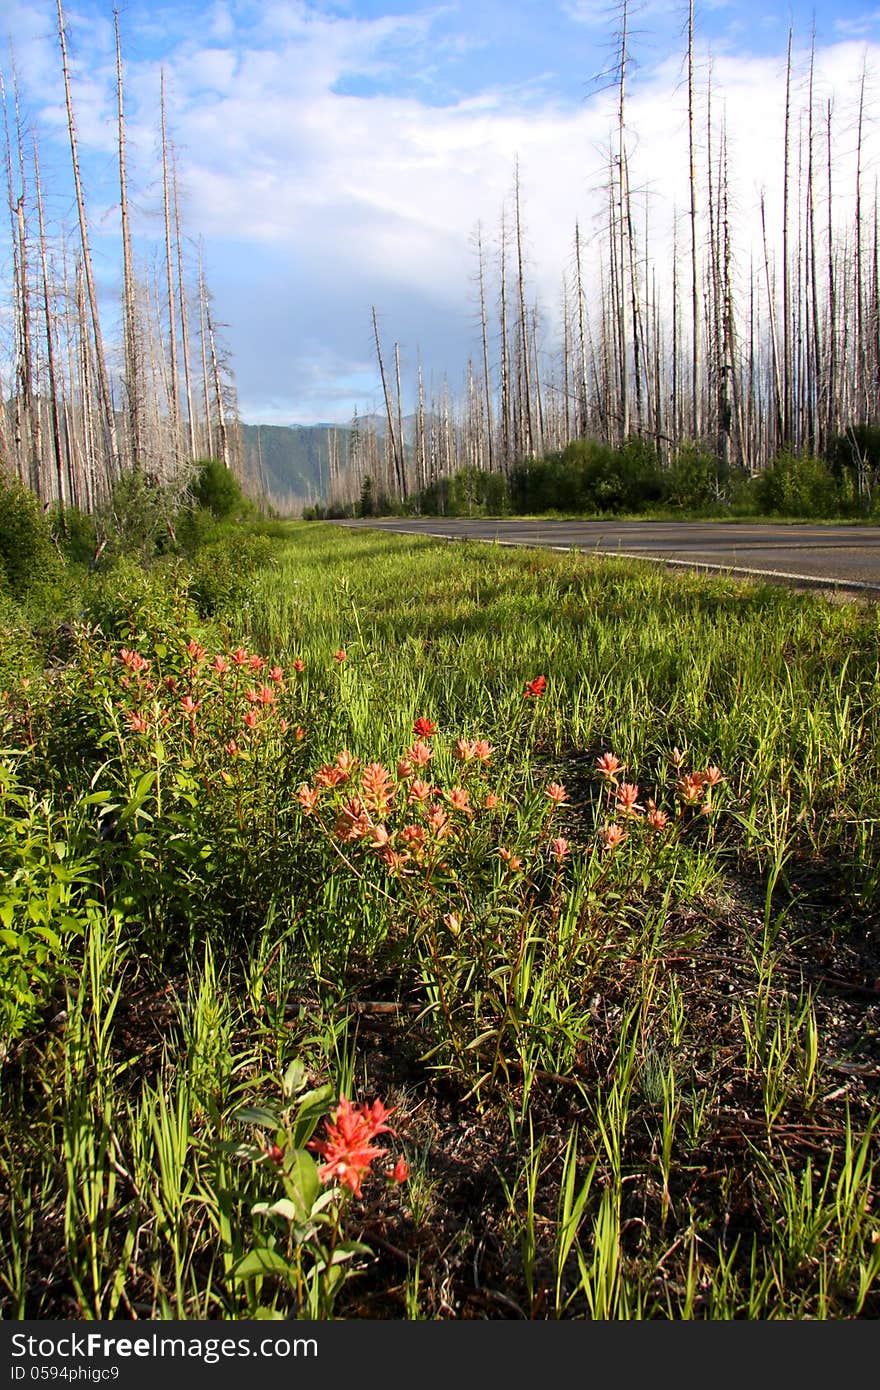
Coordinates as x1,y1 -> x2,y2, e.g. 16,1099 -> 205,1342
828,425 -> 880,512
187,533 -> 276,618
0,475 -> 62,598
755,450 -> 841,518
190,457 -> 249,520
98,471 -> 184,562
662,443 -> 722,509
51,504 -> 98,569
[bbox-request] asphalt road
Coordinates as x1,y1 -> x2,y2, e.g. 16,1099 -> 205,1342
334,517 -> 880,594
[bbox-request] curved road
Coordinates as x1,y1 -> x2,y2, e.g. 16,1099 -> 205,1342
334,517 -> 880,595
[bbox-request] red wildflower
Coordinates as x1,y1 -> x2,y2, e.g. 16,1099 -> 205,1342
334,750 -> 357,778
334,797 -> 373,842
186,640 -> 206,663
293,659 -> 305,673
125,711 -> 149,734
407,739 -> 432,767
647,808 -> 668,831
268,666 -> 285,684
298,784 -> 320,814
243,709 -> 260,731
615,782 -> 641,816
232,647 -> 250,666
499,847 -> 523,871
180,695 -> 201,717
454,738 -> 475,761
600,822 -> 626,852
413,716 -> 438,737
472,739 -> 494,765
401,823 -> 427,850
523,675 -> 547,698
448,786 -> 471,813
118,648 -> 150,674
484,792 -> 500,809
388,1157 -> 409,1183
397,758 -> 414,780
333,649 -> 347,663
212,655 -> 230,675
308,1096 -> 395,1198
549,836 -> 571,861
677,773 -> 704,805
249,654 -> 265,672
408,778 -> 432,803
544,781 -> 568,806
425,803 -> 450,837
362,762 -> 395,815
595,752 -> 622,779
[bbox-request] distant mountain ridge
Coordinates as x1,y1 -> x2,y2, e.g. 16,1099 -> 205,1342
240,422 -> 351,507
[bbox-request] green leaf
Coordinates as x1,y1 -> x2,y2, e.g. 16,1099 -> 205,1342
289,1084 -> 334,1147
231,1248 -> 292,1281
280,1148 -> 321,1221
233,1105 -> 281,1129
282,1058 -> 307,1099
118,770 -> 155,827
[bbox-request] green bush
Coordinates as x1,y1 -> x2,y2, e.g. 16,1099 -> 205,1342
187,533 -> 276,618
51,504 -> 98,569
190,457 -> 249,520
755,450 -> 841,518
98,471 -> 184,562
828,425 -> 880,512
662,443 -> 722,509
0,475 -> 62,598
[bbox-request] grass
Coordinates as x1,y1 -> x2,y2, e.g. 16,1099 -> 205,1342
0,521 -> 878,1319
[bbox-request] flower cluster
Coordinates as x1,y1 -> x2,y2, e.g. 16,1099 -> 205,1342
308,1096 -> 407,1198
593,749 -> 724,852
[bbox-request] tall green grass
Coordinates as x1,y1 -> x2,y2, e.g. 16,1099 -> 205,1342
0,521 -> 877,1319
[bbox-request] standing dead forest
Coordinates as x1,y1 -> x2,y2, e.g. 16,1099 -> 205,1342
315,5 -> 880,521
0,1 -> 244,534
2,3 -> 880,524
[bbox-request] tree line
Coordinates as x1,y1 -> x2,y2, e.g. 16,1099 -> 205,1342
0,2 -> 244,524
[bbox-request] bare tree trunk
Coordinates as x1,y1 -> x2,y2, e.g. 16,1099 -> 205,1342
11,73 -> 41,493
56,0 -> 117,481
115,7 -> 140,473
394,339 -> 407,498
1,73 -> 25,485
160,69 -> 180,462
781,28 -> 793,444
514,160 -> 534,457
616,6 -> 630,443
760,192 -> 783,450
371,306 -> 404,498
198,240 -> 213,458
476,222 -> 495,473
33,137 -> 65,516
807,36 -> 822,454
499,206 -> 512,472
687,0 -> 701,442
205,287 -> 228,468
172,155 -> 196,460
574,220 -> 589,438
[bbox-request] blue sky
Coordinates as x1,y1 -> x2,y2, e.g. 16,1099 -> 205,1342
2,0 -> 880,424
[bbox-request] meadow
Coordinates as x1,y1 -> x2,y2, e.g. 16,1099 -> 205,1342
1,521 -> 878,1319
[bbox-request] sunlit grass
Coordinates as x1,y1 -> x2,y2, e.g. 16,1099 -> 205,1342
0,520 -> 878,1319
